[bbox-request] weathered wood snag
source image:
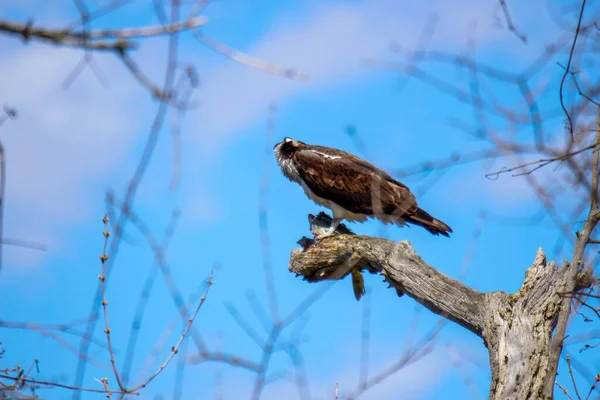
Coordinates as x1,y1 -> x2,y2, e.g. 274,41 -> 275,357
288,235 -> 594,400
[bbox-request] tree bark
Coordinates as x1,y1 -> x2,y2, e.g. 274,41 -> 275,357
288,235 -> 593,400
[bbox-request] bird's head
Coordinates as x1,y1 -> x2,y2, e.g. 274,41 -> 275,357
273,137 -> 304,163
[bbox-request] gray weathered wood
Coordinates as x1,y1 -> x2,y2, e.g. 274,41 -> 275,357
288,235 -> 593,400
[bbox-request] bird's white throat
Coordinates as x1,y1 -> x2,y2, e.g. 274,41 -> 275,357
278,157 -> 301,183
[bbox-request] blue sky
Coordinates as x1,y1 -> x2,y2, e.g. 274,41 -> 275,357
1,0 -> 598,399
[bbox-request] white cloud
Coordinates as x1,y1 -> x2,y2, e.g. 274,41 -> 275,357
0,44 -> 143,266
190,0 -> 505,154
250,345 -> 454,400
334,349 -> 452,400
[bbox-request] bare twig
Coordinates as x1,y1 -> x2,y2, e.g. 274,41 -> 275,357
245,290 -> 273,334
64,0 -> 134,31
129,269 -> 215,392
0,106 -> 14,275
99,215 -> 125,391
0,17 -> 206,49
566,353 -> 583,400
187,0 -> 212,21
225,303 -> 266,350
558,0 -> 588,143
556,380 -> 576,400
485,141 -> 599,178
497,0 -> 527,42
0,374 -> 136,396
191,32 -> 308,81
1,238 -> 46,251
584,373 -> 600,400
250,327 -> 280,400
173,333 -> 188,400
591,106 -> 600,211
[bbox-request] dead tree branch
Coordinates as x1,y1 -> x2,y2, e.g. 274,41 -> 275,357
0,17 -> 207,51
289,235 -> 594,399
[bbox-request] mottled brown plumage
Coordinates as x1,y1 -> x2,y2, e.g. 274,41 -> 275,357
274,137 -> 452,237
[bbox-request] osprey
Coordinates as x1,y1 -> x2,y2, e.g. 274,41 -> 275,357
274,137 -> 452,238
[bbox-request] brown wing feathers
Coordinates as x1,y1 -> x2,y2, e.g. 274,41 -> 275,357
293,146 -> 452,237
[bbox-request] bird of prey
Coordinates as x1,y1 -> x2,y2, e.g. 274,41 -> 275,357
274,137 -> 452,239
296,212 -> 366,301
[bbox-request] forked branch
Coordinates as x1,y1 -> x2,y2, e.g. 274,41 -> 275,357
288,233 -> 594,400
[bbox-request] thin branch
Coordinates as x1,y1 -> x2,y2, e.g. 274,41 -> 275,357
99,215 -> 125,391
485,141 -> 599,178
0,19 -> 132,51
191,31 -> 308,81
129,268 -> 214,392
558,0 -> 587,143
250,327 -> 280,400
245,290 -> 273,334
566,353 -> 583,400
394,149 -> 509,178
0,105 -> 15,276
72,17 -> 208,40
173,332 -> 188,400
1,238 -> 46,251
12,360 -> 39,391
0,16 -> 207,49
584,373 -> 600,400
187,0 -> 212,20
64,0 -> 135,30
0,374 -> 137,396
497,0 -> 527,42
591,106 -> 600,211
570,72 -> 600,107
577,300 -> 600,319
556,381 -> 576,400
0,318 -> 108,353
225,303 -> 266,350
0,132 -> 4,276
